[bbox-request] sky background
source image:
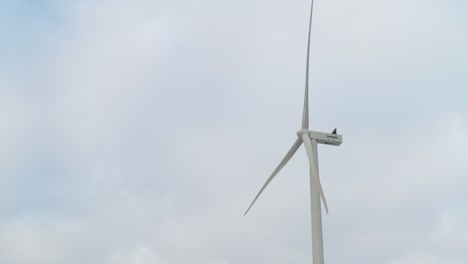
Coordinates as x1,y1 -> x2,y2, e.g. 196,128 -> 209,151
1,0 -> 467,263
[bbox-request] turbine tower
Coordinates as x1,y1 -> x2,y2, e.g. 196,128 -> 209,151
244,1 -> 343,263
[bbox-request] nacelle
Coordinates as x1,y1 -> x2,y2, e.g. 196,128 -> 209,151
309,131 -> 343,146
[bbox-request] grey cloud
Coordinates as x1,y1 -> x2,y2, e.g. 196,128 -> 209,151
0,0 -> 467,263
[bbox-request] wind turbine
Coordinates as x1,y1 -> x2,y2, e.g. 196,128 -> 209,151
244,1 -> 343,264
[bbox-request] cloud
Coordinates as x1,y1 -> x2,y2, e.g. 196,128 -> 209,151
387,254 -> 444,264
0,215 -> 77,264
110,245 -> 168,264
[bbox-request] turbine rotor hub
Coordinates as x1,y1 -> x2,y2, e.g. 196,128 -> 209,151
296,129 -> 309,138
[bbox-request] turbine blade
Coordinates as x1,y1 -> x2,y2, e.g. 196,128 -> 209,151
302,0 -> 315,129
244,138 -> 303,216
301,134 -> 329,214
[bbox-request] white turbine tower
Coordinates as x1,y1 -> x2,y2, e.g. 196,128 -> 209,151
244,1 -> 343,263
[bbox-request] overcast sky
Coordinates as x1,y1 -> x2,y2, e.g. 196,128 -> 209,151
1,0 -> 467,263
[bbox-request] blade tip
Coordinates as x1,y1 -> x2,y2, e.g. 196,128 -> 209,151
243,208 -> 250,216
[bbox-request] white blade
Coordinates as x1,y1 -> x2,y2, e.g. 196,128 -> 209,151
301,133 -> 329,214
302,0 -> 315,129
244,138 -> 303,216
